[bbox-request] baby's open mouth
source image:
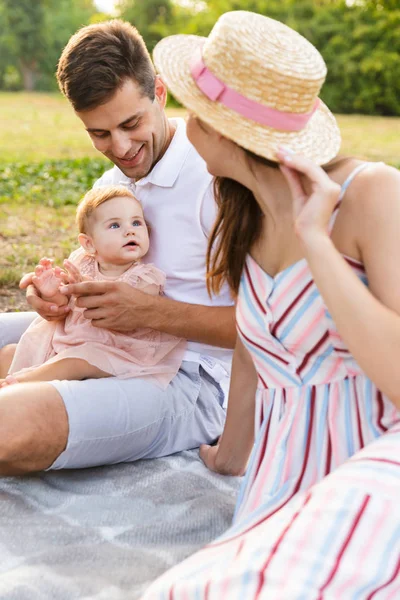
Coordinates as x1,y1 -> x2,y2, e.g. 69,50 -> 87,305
124,241 -> 137,247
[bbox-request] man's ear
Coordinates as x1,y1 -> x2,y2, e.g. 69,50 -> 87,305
154,75 -> 168,109
78,233 -> 96,255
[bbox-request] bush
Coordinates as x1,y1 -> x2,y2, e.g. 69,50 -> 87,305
0,158 -> 108,207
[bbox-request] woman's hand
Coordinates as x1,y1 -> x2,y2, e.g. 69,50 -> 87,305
199,442 -> 247,476
277,148 -> 341,242
199,443 -> 221,473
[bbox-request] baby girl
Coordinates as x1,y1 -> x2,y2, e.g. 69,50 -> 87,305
0,186 -> 185,388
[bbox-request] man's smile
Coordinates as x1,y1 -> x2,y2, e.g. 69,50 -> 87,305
118,144 -> 145,167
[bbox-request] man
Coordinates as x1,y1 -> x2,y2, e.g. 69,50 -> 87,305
0,20 -> 235,475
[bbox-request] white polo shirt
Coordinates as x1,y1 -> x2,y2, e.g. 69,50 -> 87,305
93,118 -> 234,388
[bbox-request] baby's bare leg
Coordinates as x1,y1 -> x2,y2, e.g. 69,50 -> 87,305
0,345 -> 17,378
1,359 -> 110,386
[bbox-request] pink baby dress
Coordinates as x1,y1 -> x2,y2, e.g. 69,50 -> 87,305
9,249 -> 186,388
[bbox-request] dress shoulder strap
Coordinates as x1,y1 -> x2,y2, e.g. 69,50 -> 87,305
328,162 -> 372,233
338,162 -> 372,202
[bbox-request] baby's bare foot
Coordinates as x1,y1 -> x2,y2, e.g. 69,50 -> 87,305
32,258 -> 63,299
0,375 -> 19,388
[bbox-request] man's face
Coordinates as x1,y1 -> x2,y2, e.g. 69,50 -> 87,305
76,77 -> 169,180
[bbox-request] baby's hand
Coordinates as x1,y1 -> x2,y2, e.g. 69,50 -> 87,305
20,258 -> 70,321
63,259 -> 84,284
32,257 -> 66,300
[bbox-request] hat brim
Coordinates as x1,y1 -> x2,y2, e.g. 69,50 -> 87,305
154,35 -> 341,166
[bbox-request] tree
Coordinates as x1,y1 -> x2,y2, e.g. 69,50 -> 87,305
39,0 -> 97,91
2,0 -> 47,91
0,0 -> 100,91
118,0 -> 174,53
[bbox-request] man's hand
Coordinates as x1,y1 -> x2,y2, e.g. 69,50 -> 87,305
60,280 -> 156,331
61,279 -> 235,346
19,271 -> 71,322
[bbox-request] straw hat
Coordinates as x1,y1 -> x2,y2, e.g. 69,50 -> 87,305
153,11 -> 341,165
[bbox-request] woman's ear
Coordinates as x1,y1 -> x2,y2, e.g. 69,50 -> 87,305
78,233 -> 96,255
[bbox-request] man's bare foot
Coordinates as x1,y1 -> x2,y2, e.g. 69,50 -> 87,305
32,258 -> 69,306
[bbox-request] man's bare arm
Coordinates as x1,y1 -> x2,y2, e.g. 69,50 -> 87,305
61,280 -> 237,349
148,294 -> 236,348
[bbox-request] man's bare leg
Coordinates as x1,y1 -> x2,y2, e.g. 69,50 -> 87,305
0,382 -> 69,475
1,358 -> 110,387
0,344 -> 17,378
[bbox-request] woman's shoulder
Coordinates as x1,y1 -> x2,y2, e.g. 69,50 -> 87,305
328,160 -> 400,224
339,161 -> 400,204
334,161 -> 400,257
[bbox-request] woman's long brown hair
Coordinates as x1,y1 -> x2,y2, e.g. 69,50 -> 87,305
206,152 -> 350,297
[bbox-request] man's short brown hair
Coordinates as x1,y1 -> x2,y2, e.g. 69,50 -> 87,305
57,20 -> 156,111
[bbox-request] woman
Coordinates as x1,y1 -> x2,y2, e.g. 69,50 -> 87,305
141,10 -> 400,598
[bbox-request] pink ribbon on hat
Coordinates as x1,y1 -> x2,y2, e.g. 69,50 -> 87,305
190,47 -> 319,132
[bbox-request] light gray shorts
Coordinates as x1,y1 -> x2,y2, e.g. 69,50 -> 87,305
0,311 -> 37,346
0,312 -> 226,470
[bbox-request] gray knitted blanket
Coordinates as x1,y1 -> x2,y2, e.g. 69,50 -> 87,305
0,450 -> 240,599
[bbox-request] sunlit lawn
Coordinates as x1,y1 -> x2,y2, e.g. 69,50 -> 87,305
0,92 -> 186,162
1,92 -> 400,306
1,92 -> 400,163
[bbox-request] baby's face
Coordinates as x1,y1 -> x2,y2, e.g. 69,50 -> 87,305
88,196 -> 149,265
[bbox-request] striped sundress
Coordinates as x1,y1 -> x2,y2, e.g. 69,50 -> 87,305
141,423 -> 400,599
234,162 -> 399,523
140,162 -> 400,599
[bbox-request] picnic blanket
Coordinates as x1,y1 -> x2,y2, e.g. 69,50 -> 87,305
0,450 -> 241,599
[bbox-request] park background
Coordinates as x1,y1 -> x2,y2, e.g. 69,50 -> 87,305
0,0 -> 399,309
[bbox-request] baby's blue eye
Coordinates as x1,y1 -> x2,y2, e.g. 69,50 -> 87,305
110,223 -> 119,229
133,220 -> 141,227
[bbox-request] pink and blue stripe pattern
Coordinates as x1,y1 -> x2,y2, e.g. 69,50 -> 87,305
141,424 -> 400,599
140,163 -> 400,599
233,164 -> 399,523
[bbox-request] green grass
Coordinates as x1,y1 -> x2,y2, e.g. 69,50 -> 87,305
1,92 -> 400,163
0,158 -> 108,206
1,91 -> 400,290
337,114 -> 400,165
0,92 -> 99,163
0,202 -> 77,286
0,92 -> 186,163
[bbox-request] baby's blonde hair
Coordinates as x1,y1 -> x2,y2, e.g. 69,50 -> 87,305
76,185 -> 140,233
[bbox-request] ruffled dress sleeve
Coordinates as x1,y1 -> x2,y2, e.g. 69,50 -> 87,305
67,248 -> 96,279
122,263 -> 166,296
